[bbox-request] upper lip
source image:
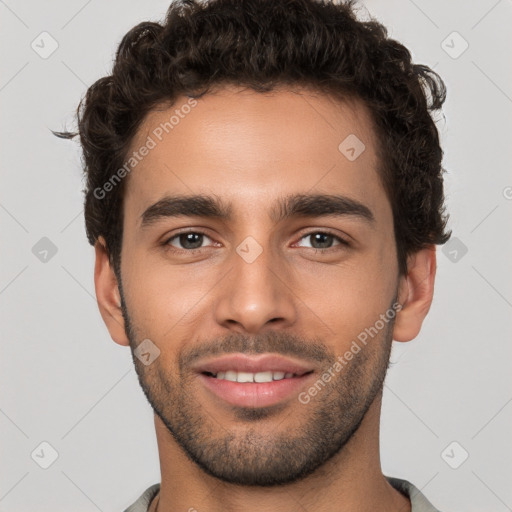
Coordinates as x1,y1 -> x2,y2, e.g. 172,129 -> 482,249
192,354 -> 315,376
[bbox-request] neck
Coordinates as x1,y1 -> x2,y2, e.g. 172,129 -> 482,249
152,393 -> 410,512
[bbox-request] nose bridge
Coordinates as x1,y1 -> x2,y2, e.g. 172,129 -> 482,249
213,233 -> 297,333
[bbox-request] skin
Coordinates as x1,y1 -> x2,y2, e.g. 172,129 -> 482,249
94,85 -> 436,512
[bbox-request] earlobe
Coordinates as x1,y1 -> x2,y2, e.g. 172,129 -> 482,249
393,246 -> 437,343
93,236 -> 130,346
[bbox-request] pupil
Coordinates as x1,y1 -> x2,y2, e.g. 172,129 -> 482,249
181,233 -> 203,249
312,233 -> 332,249
177,233 -> 332,250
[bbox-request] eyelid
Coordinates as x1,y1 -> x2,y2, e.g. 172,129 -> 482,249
163,228 -> 216,251
162,227 -> 351,252
292,228 -> 351,248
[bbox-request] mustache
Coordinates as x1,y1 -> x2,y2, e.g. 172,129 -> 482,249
179,331 -> 334,370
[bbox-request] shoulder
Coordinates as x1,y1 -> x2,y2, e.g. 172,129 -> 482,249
123,483 -> 160,512
386,475 -> 444,512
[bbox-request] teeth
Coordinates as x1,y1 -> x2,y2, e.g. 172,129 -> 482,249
211,370 -> 298,382
225,370 -> 237,381
237,371 -> 254,383
254,371 -> 273,383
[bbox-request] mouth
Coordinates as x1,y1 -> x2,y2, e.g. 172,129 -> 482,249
202,369 -> 313,382
194,354 -> 316,408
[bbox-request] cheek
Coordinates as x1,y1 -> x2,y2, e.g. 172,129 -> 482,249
121,250 -> 218,337
308,247 -> 397,346
325,274 -> 393,344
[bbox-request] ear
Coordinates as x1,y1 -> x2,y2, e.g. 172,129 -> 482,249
393,245 -> 437,342
94,236 -> 130,346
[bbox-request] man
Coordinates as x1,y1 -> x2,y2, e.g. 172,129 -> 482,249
55,0 -> 451,510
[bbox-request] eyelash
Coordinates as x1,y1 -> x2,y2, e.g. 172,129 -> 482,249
162,229 -> 350,254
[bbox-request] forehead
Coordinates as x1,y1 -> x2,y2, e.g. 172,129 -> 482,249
122,86 -> 388,225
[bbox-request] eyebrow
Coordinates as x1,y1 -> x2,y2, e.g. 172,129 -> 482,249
140,193 -> 375,229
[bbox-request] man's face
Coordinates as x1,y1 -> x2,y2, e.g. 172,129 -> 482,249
117,86 -> 401,485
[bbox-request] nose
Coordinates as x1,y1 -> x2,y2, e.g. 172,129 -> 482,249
213,241 -> 298,334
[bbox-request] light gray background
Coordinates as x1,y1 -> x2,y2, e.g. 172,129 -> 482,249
1,1 -> 511,511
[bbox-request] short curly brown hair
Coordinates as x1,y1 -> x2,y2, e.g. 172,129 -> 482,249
54,0 -> 451,278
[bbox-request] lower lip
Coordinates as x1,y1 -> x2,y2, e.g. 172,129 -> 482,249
198,372 -> 315,408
